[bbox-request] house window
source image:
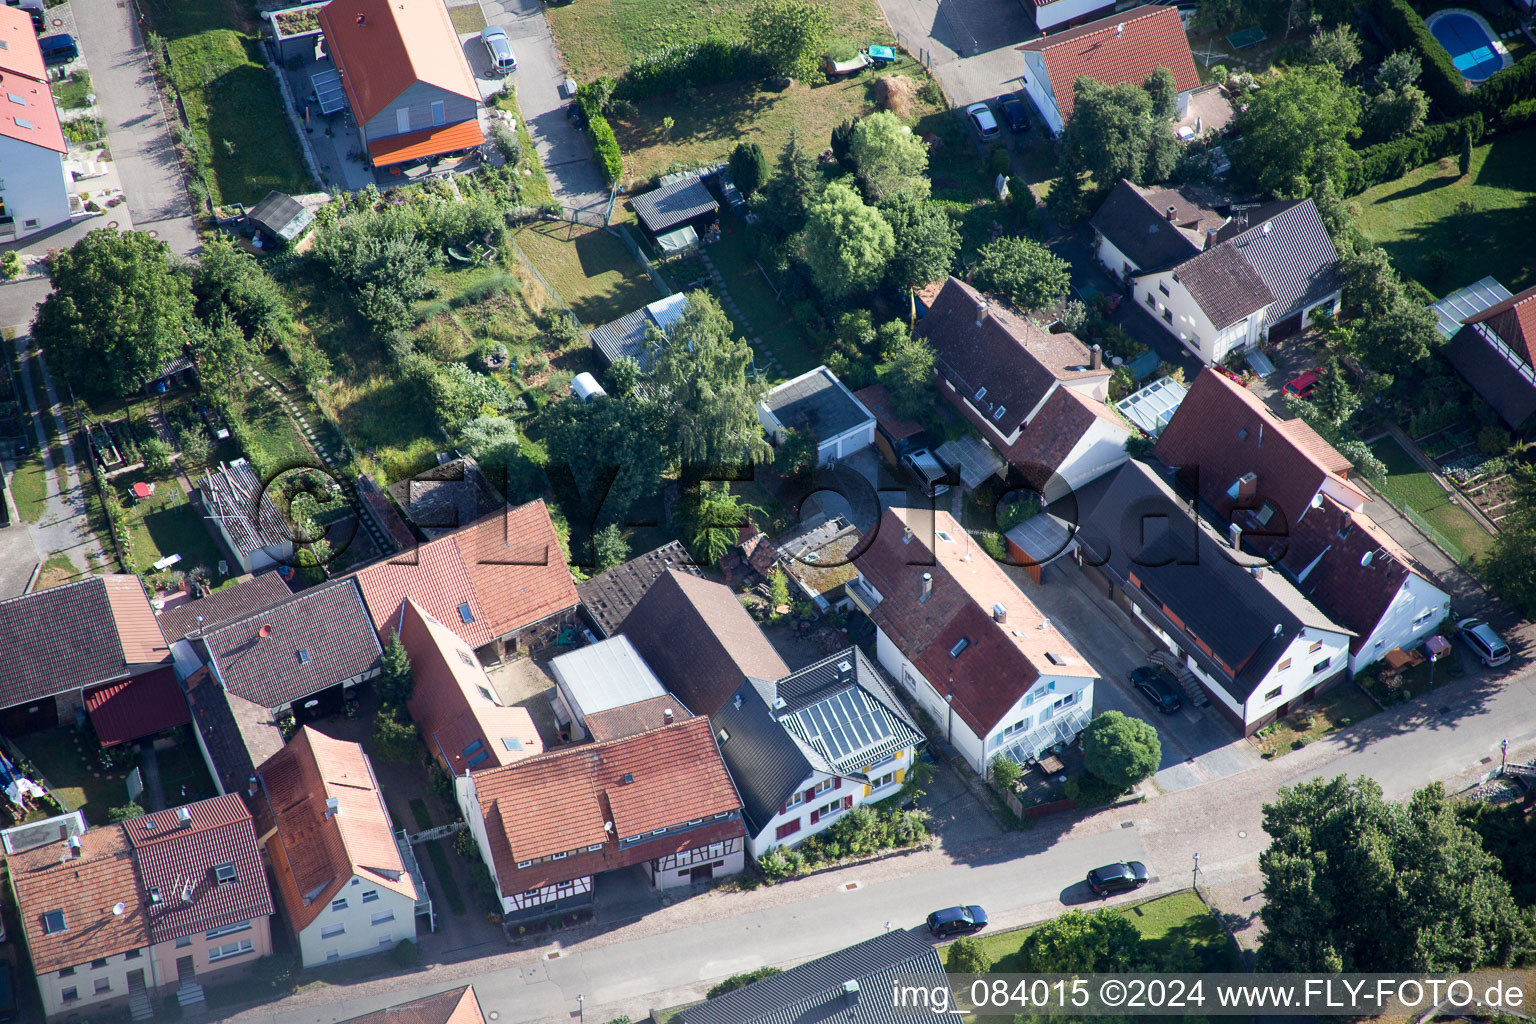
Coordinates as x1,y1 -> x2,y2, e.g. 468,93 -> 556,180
1146,291 -> 1156,307
61,988 -> 78,1003
1158,282 -> 1170,296
124,949 -> 141,960
176,936 -> 193,948
1052,692 -> 1076,710
94,979 -> 111,995
58,967 -> 75,978
1162,308 -> 1173,324
206,921 -> 251,940
331,898 -> 348,911
396,108 -> 411,133
457,650 -> 476,668
775,818 -> 801,840
431,100 -> 446,126
871,771 -> 896,790
1277,658 -> 1291,672
587,843 -> 604,852
321,924 -> 346,939
785,790 -> 804,808
91,958 -> 108,969
551,851 -> 567,860
362,890 -> 379,903
993,718 -> 1030,748
1308,640 -> 1323,653
326,950 -> 340,963
1374,638 -> 1386,649
1412,608 -> 1434,628
813,779 -> 834,797
42,910 -> 65,934
516,860 -> 532,869
209,939 -> 254,962
371,910 -> 396,926
1264,686 -> 1282,701
214,862 -> 238,885
1313,657 -> 1332,675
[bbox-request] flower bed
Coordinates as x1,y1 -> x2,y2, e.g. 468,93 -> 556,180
756,804 -> 931,883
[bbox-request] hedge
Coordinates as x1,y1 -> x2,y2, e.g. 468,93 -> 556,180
1347,111 -> 1483,193
577,84 -> 623,185
1477,52 -> 1536,115
613,37 -> 763,101
1373,0 -> 1471,116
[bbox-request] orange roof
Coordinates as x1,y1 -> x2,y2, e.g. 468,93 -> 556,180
256,727 -> 415,933
0,55 -> 64,153
472,717 -> 742,886
367,120 -> 485,166
319,0 -> 479,125
1020,6 -> 1200,124
11,828 -> 149,973
0,7 -> 45,80
351,500 -> 578,649
401,599 -> 542,772
105,574 -> 173,665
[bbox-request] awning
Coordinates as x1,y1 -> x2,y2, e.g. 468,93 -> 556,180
311,68 -> 346,115
85,667 -> 191,747
655,224 -> 699,253
368,120 -> 485,166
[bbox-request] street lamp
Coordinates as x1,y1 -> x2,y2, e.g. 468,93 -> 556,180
1501,738 -> 1508,775
577,995 -> 584,1024
945,693 -> 954,746
1192,851 -> 1200,891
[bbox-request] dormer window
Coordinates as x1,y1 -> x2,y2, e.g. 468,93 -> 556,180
214,862 -> 238,885
992,405 -> 1007,421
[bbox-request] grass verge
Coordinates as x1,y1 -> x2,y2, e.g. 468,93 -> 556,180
419,839 -> 468,916
1368,436 -> 1494,561
408,797 -> 434,831
1250,683 -> 1380,758
116,474 -> 225,577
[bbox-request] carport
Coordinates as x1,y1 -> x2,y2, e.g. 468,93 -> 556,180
1005,514 -> 1074,582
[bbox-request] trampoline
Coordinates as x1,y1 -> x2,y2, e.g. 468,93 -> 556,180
1226,26 -> 1266,48
1426,9 -> 1509,82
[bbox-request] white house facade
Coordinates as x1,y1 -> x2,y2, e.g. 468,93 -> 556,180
745,759 -> 910,859
1349,573 -> 1452,675
294,875 -> 418,968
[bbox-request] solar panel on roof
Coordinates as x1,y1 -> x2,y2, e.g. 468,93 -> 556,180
792,687 -> 894,762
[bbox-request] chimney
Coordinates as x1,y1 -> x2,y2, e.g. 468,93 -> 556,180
247,776 -> 258,799
67,835 -> 81,858
258,623 -> 273,639
1090,343 -> 1102,370
992,602 -> 1007,623
662,708 -> 673,724
1166,204 -> 1176,221
843,980 -> 861,1006
355,13 -> 365,24
176,807 -> 191,828
1236,472 -> 1257,502
975,300 -> 988,326
837,659 -> 853,682
324,796 -> 340,820
1262,221 -> 1271,235
920,572 -> 933,602
1229,522 -> 1242,549
1205,227 -> 1218,250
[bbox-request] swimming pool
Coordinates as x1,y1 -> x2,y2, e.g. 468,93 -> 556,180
1425,9 -> 1508,82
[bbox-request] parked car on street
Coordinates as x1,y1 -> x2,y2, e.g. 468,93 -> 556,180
903,448 -> 951,498
1457,617 -> 1511,666
1086,861 -> 1149,896
481,26 -> 517,74
1129,666 -> 1184,714
927,905 -> 988,938
965,102 -> 999,141
997,94 -> 1029,133
1283,367 -> 1323,399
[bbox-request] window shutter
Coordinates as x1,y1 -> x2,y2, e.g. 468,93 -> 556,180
864,784 -> 872,796
843,795 -> 853,810
780,803 -> 787,816
810,809 -> 820,825
833,777 -> 842,790
804,787 -> 815,804
895,768 -> 906,783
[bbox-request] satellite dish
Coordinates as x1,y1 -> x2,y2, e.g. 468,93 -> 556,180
304,700 -> 320,709
112,902 -> 125,916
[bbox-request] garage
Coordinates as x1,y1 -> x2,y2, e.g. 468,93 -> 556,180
757,367 -> 877,466
1265,310 -> 1304,341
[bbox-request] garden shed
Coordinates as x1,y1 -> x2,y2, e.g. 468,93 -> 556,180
246,190 -> 315,245
632,172 -> 718,244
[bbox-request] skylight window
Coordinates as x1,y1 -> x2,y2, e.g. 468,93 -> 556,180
43,910 -> 66,934
14,117 -> 32,130
7,94 -> 24,106
992,405 -> 1007,421
935,530 -> 954,543
501,737 -> 523,751
214,862 -> 238,885
458,602 -> 476,624
297,649 -> 310,664
950,637 -> 970,658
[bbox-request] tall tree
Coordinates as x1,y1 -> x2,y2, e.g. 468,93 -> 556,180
756,130 -> 822,236
744,0 -> 830,81
849,111 -> 930,205
882,195 -> 960,293
1309,24 -> 1362,71
34,229 -> 199,402
650,291 -> 772,468
378,631 -> 414,706
1357,303 -> 1438,375
875,323 -> 935,421
1480,466 -> 1536,614
1231,65 -> 1361,198
191,312 -> 254,409
728,141 -> 770,197
1143,66 -> 1179,121
971,235 -> 1071,313
193,234 -> 292,345
1259,777 -> 1533,972
802,181 -> 895,300
1307,357 -> 1359,425
1062,78 -> 1177,186
543,394 -> 670,526
1376,50 -> 1422,93
1081,711 -> 1160,793
685,484 -> 766,565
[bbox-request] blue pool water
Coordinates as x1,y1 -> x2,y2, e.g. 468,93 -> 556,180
1429,11 -> 1503,81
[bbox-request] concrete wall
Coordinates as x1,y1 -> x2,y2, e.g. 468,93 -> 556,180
296,876 -> 417,968
0,137 -> 72,241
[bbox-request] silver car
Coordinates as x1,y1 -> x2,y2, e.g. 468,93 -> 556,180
1457,617 -> 1511,667
482,26 -> 517,75
903,448 -> 950,498
965,101 -> 999,141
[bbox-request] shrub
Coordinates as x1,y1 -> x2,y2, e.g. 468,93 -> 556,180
0,251 -> 22,280
707,967 -> 785,998
990,755 -> 1023,790
578,85 -> 623,185
947,935 -> 993,974
1081,710 -> 1161,793
389,939 -> 421,968
1372,0 -> 1469,117
490,119 -> 522,165
1348,113 -> 1483,193
371,704 -> 420,762
141,436 -> 172,470
108,802 -> 145,822
1478,424 -> 1512,454
615,38 -> 757,101
455,828 -> 479,860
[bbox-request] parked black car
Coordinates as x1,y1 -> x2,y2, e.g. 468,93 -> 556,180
1086,861 -> 1149,896
927,905 -> 988,938
997,94 -> 1029,133
1129,666 -> 1183,714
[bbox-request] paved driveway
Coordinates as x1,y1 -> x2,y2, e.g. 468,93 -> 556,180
475,0 -> 608,212
877,0 -> 1038,107
70,0 -> 199,256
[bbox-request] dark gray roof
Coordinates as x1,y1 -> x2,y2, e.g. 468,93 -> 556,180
1220,199 -> 1341,322
247,191 -> 314,241
199,460 -> 291,556
1053,460 -> 1348,704
762,367 -> 874,441
197,580 -> 383,709
676,930 -> 948,1024
589,308 -> 654,368
712,648 -> 922,834
632,174 -> 718,234
0,576 -> 161,708
182,667 -> 285,813
1090,180 -> 1215,270
1168,243 -> 1274,330
156,573 -> 293,642
577,540 -> 700,637
1446,323 -> 1536,429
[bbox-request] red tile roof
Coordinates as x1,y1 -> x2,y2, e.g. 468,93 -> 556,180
472,716 -> 743,892
256,727 -> 415,934
318,0 -> 479,125
121,794 -> 274,944
156,573 -> 293,641
10,827 -> 149,973
1463,283 -> 1536,370
85,665 -> 191,747
339,987 -> 486,1024
351,501 -> 578,650
1020,6 -> 1200,123
105,575 -> 172,665
853,508 -> 1093,736
1153,368 -> 1366,528
584,694 -> 694,742
0,7 -> 64,154
368,120 -> 486,166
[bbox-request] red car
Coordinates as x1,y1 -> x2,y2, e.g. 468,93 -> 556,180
1283,367 -> 1323,399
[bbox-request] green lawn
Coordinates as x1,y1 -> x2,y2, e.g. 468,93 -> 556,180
705,221 -> 818,380
139,0 -> 311,205
227,376 -> 314,474
1251,683 -> 1380,758
490,86 -> 554,207
1368,437 -> 1494,562
13,729 -> 131,826
951,891 -> 1239,974
116,474 -> 226,578
50,72 -> 93,110
419,839 -> 468,916
447,3 -> 486,33
513,221 -> 661,328
1354,127 -> 1536,295
10,454 -> 46,522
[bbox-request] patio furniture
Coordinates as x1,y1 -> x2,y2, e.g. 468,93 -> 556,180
131,481 -> 154,500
